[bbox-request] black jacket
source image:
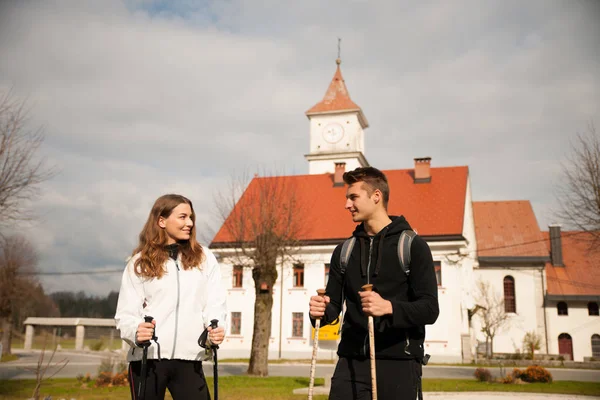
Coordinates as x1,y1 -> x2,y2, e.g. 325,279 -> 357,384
313,216 -> 439,360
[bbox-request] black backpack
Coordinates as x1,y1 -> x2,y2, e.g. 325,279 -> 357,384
336,229 -> 431,366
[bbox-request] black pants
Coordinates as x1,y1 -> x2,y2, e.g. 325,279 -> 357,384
329,357 -> 421,400
128,359 -> 210,400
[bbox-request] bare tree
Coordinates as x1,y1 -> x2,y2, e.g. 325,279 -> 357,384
0,89 -> 55,223
473,279 -> 510,358
556,123 -> 600,247
522,331 -> 542,360
211,171 -> 310,376
0,235 -> 38,356
25,336 -> 68,400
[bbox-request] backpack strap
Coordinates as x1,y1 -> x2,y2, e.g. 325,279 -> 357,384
397,230 -> 417,276
340,237 -> 356,275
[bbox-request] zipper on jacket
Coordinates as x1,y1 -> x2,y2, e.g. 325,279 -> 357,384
366,237 -> 373,284
170,260 -> 181,358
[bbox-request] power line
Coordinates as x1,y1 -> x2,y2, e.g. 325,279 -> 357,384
20,269 -> 123,276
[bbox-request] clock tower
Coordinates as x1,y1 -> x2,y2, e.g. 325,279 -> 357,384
305,58 -> 370,175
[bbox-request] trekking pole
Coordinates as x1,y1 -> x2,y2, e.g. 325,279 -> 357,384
138,316 -> 154,400
210,319 -> 219,400
361,284 -> 377,400
199,319 -> 220,400
308,289 -> 326,400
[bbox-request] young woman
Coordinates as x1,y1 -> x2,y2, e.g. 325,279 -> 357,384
115,194 -> 226,400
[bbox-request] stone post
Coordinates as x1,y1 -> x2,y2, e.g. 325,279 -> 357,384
75,325 -> 85,351
24,325 -> 34,350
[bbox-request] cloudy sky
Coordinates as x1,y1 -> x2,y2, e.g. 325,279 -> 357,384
0,0 -> 598,296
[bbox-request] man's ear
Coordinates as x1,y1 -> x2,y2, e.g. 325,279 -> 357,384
158,217 -> 166,229
373,190 -> 381,204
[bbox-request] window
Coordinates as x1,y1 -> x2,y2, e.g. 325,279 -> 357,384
232,265 -> 243,288
293,264 -> 304,288
292,312 -> 303,337
557,301 -> 568,316
592,334 -> 600,358
588,302 -> 599,316
503,276 -> 516,313
324,263 -> 330,286
231,312 -> 241,335
434,261 -> 442,286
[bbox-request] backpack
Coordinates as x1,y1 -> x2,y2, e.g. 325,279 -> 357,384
336,229 -> 431,367
339,229 -> 417,275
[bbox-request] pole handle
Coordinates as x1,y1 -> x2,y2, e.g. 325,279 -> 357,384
361,284 -> 373,292
314,289 -> 326,320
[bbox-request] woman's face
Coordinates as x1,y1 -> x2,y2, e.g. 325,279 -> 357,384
158,202 -> 194,244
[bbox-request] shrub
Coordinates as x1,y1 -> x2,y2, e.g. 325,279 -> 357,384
96,370 -> 128,388
474,367 -> 493,382
76,373 -> 92,385
90,339 -> 104,351
111,370 -> 129,386
98,357 -> 115,374
95,371 -> 113,387
519,365 -> 553,383
509,351 -> 524,360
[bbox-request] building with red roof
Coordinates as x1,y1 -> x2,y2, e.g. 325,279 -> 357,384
543,229 -> 600,361
210,59 -> 599,363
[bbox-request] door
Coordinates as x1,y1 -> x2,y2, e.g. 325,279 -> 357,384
558,333 -> 573,360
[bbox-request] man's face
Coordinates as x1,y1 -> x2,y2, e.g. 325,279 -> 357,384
345,182 -> 378,222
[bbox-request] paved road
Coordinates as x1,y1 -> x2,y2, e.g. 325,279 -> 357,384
2,350 -> 599,383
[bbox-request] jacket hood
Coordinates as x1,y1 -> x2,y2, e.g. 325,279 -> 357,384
350,216 -> 412,278
351,215 -> 412,239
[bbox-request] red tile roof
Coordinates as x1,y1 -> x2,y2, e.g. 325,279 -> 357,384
543,231 -> 600,296
306,61 -> 363,116
473,201 -> 548,257
211,166 -> 469,244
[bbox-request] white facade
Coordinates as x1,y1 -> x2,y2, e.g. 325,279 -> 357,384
472,267 -> 547,355
545,299 -> 600,361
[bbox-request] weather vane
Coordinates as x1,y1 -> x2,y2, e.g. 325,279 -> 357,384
337,37 -> 342,59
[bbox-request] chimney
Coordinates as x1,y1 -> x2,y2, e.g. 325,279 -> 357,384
414,157 -> 432,183
548,224 -> 564,266
334,162 -> 346,187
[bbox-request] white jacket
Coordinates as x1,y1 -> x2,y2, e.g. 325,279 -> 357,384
115,246 -> 227,362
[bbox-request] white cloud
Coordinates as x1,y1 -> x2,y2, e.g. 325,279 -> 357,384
0,0 -> 598,295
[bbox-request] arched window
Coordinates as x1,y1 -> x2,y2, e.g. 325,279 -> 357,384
588,302 -> 599,316
592,334 -> 600,358
503,276 -> 516,313
557,301 -> 568,316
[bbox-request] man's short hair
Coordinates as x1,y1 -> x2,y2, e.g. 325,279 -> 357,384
343,167 -> 390,208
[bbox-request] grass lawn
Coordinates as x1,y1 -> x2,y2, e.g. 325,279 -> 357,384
1,377 -> 599,400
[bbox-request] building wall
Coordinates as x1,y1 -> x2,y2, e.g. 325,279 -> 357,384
545,300 -> 600,362
472,267 -> 546,355
215,240 -> 471,362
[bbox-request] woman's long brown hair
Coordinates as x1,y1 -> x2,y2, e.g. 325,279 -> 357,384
132,194 -> 204,278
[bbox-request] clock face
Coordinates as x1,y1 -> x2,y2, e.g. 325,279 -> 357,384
322,123 -> 344,144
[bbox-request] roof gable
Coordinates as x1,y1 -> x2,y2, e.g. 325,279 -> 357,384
544,231 -> 600,296
473,201 -> 548,258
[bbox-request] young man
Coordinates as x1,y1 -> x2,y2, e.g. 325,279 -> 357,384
309,167 -> 439,400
